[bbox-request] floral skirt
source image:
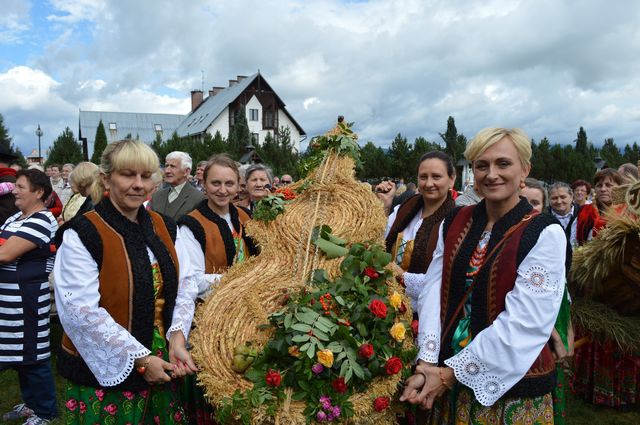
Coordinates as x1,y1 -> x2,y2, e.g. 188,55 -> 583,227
553,366 -> 567,425
424,386 -> 554,425
572,335 -> 640,407
64,329 -> 186,425
178,373 -> 216,424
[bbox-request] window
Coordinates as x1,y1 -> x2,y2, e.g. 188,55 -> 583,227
154,124 -> 163,132
251,133 -> 259,145
264,110 -> 274,128
108,122 -> 117,131
249,109 -> 259,121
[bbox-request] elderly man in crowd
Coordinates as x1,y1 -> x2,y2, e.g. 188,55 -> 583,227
57,163 -> 75,205
151,151 -> 204,220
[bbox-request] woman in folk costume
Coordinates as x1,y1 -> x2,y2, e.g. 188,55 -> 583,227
375,151 -> 456,309
170,154 -> 258,424
571,168 -> 640,408
400,127 -> 567,424
54,139 -> 197,424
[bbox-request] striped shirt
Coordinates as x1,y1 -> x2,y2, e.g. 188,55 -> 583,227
0,210 -> 57,365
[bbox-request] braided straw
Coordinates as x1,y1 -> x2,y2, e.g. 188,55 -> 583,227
190,148 -> 401,423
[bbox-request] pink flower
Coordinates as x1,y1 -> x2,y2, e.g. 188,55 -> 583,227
95,389 -> 105,401
154,416 -> 160,424
174,410 -> 184,422
140,390 -> 149,398
103,403 -> 118,416
122,390 -> 135,400
79,402 -> 87,414
65,399 -> 78,411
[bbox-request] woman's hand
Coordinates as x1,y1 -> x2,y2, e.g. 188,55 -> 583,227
137,355 -> 175,385
550,328 -> 568,363
374,180 -> 396,214
169,332 -> 198,378
400,363 -> 455,409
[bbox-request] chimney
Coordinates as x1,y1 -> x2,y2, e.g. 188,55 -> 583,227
191,90 -> 203,112
211,86 -> 224,96
208,89 -> 214,97
229,79 -> 238,87
237,75 -> 247,82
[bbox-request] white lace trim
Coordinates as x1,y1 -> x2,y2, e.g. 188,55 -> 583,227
522,265 -> 559,296
403,272 -> 425,304
417,332 -> 440,363
445,350 -> 506,406
60,298 -> 151,387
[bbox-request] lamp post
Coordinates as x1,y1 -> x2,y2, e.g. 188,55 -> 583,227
35,124 -> 43,165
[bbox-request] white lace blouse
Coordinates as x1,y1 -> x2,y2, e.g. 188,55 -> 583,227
53,228 -> 197,387
414,221 -> 566,406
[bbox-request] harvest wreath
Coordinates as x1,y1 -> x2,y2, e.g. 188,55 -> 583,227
217,227 -> 415,423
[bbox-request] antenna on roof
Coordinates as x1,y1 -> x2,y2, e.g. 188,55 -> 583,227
201,70 -> 205,93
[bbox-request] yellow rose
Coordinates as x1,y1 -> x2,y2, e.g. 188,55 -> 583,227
389,291 -> 402,310
317,349 -> 334,368
288,345 -> 301,357
389,322 -> 406,342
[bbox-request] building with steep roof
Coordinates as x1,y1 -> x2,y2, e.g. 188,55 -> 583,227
78,72 -> 306,159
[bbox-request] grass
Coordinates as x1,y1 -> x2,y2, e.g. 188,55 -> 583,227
1,323 -> 639,424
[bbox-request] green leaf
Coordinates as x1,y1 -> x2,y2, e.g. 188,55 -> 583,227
326,341 -> 343,352
284,313 -> 293,329
313,328 -> 330,341
334,295 -> 346,306
299,342 -> 311,352
351,361 -> 366,380
291,323 -> 312,332
340,359 -> 350,377
356,322 -> 368,338
306,342 -> 316,359
314,238 -> 349,259
345,367 -> 353,383
292,334 -> 310,343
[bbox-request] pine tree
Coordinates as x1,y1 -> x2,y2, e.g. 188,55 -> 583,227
623,143 -> 640,165
45,127 -> 83,166
91,120 -> 108,164
358,141 -> 390,180
227,109 -> 251,160
388,133 -> 413,181
0,114 -> 26,166
439,116 -> 466,165
600,138 -> 623,168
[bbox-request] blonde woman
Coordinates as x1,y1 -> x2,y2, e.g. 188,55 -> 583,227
401,128 -> 566,424
54,140 -> 196,424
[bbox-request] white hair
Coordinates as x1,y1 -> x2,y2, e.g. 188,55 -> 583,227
166,151 -> 192,171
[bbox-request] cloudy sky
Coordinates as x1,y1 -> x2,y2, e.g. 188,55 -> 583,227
1,0 -> 639,157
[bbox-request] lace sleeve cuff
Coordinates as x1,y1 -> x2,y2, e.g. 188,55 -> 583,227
198,273 -> 222,300
61,302 -> 152,387
444,350 -> 507,407
403,272 -> 425,304
416,332 -> 440,364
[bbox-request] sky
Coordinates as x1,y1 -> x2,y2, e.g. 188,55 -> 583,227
1,0 -> 639,157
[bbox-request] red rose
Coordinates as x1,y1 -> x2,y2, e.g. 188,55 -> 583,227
385,356 -> 403,375
359,343 -> 374,359
265,369 -> 282,387
373,396 -> 390,412
332,377 -> 347,393
364,267 -> 380,279
399,302 -> 407,314
411,319 -> 419,337
369,299 -> 387,319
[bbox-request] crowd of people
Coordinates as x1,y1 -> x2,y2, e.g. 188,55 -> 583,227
0,128 -> 637,424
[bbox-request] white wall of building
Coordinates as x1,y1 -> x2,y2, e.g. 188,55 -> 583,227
278,110 -> 303,152
206,107 -> 230,139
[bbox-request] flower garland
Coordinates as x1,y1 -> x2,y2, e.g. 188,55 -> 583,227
216,227 -> 415,423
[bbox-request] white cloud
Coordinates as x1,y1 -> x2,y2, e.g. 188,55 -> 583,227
2,0 -> 640,155
0,0 -> 30,43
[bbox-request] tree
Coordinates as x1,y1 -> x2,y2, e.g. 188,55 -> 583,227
227,109 -> 251,160
0,114 -> 26,166
45,127 -> 83,166
388,133 -> 413,181
358,141 -> 390,180
575,127 -> 588,155
91,120 -> 108,164
439,116 -> 466,165
623,142 -> 640,165
600,138 -> 623,169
